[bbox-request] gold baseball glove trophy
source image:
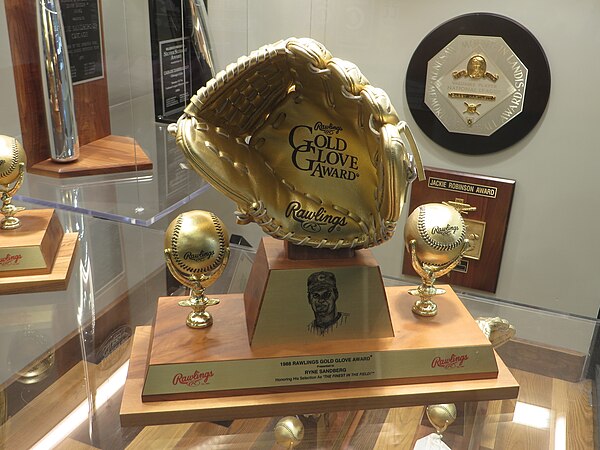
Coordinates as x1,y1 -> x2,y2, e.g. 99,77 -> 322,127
169,37 -> 424,249
130,38 -> 509,408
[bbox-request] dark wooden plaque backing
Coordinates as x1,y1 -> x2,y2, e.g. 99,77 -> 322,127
4,0 -> 152,177
405,13 -> 551,154
402,167 -> 515,292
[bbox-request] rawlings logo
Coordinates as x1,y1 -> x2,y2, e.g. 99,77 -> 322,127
431,224 -> 459,236
288,124 -> 359,181
183,250 -> 214,262
314,121 -> 343,135
172,370 -> 214,387
0,253 -> 22,266
431,353 -> 469,369
285,201 -> 347,233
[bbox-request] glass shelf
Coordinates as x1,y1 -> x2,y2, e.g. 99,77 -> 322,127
14,95 -> 209,227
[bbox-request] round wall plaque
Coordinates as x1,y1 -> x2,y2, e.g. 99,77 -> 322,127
406,13 -> 550,154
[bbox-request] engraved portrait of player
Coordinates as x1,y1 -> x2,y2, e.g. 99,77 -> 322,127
306,271 -> 349,336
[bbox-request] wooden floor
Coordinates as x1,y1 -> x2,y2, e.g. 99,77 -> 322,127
0,340 -> 594,449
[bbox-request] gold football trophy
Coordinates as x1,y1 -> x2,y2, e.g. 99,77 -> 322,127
404,203 -> 470,316
0,135 -> 26,230
164,210 -> 230,328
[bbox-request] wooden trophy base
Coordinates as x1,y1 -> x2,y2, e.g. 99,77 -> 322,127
28,136 -> 153,178
0,209 -> 78,294
141,286 -> 501,402
121,323 -> 518,426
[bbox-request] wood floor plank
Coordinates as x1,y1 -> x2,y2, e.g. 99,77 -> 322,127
126,423 -> 193,449
479,400 -> 504,450
550,377 -> 594,450
373,407 -> 423,449
55,437 -> 101,450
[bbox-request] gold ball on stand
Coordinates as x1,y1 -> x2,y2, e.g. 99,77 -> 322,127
404,203 -> 466,266
164,210 -> 230,329
0,135 -> 27,230
274,416 -> 304,448
426,403 -> 457,436
0,136 -> 26,186
164,210 -> 229,277
404,203 -> 470,316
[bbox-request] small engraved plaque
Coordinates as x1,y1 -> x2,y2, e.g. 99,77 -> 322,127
60,0 -> 104,84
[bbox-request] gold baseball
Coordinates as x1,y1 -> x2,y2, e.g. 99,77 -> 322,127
404,203 -> 466,265
426,403 -> 457,433
0,135 -> 26,185
164,210 -> 229,276
274,416 -> 304,448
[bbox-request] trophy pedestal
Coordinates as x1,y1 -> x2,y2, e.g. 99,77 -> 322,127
140,285 -> 500,402
0,209 -> 78,294
28,136 -> 153,178
244,238 -> 393,346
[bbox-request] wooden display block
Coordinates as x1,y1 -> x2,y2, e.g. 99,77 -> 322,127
0,209 -> 78,294
142,286 -> 499,402
0,209 -> 63,276
245,238 -> 393,346
0,233 -> 78,295
121,326 -> 519,426
28,136 -> 153,178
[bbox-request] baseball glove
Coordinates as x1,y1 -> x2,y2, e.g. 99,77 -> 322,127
169,37 -> 425,249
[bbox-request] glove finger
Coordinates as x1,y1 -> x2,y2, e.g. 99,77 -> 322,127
175,116 -> 255,207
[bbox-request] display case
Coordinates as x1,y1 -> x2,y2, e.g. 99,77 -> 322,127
1,1 -> 598,449
0,204 -> 595,448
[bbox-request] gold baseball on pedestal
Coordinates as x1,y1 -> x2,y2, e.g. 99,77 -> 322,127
164,210 -> 230,329
426,403 -> 457,437
274,416 -> 304,448
0,135 -> 27,230
404,203 -> 470,316
404,203 -> 467,265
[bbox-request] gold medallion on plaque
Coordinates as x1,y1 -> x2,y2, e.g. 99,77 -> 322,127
425,35 -> 528,136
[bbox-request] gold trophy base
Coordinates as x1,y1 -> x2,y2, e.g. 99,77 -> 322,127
408,286 -> 447,317
0,209 -> 79,294
138,285 -> 503,403
0,216 -> 21,230
178,298 -> 220,329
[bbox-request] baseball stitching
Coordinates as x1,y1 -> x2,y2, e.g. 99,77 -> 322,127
171,213 -> 227,274
277,422 -> 301,441
0,139 -> 18,179
417,206 -> 465,252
